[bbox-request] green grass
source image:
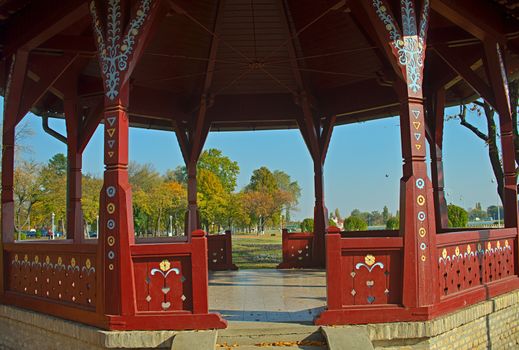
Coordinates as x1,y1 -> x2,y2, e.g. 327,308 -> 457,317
231,233 -> 282,269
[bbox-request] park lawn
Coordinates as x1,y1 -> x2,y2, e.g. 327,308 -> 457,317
232,233 -> 282,269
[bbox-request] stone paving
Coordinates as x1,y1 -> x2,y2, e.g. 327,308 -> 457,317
208,269 -> 326,323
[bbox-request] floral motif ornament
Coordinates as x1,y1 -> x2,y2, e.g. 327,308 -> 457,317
151,259 -> 180,278
89,0 -> 152,100
372,0 -> 430,93
355,254 -> 384,272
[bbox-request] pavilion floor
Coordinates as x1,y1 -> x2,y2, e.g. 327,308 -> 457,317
208,269 -> 326,323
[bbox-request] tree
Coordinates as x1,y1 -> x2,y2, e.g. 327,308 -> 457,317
447,204 -> 468,228
38,154 -> 68,233
13,160 -> 42,232
197,169 -> 228,232
272,170 -> 301,222
128,162 -> 162,192
487,205 -> 503,222
386,216 -> 399,229
82,174 -> 103,234
300,218 -> 314,232
382,206 -> 390,223
344,216 -> 368,231
198,149 -> 239,193
450,79 -> 518,204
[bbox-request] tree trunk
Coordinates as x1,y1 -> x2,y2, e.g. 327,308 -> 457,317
484,104 -> 505,204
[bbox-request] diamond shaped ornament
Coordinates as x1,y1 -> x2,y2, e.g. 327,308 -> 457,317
145,295 -> 152,302
351,289 -> 356,296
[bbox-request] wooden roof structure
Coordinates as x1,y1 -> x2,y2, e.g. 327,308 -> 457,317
0,0 -> 518,131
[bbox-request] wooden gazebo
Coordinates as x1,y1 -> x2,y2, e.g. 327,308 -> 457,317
0,0 -> 518,331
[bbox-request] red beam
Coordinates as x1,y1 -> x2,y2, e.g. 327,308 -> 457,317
4,0 -> 89,55
17,54 -> 78,124
431,0 -> 506,43
434,45 -> 497,108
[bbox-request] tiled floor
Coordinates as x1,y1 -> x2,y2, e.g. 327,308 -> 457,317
209,269 -> 326,323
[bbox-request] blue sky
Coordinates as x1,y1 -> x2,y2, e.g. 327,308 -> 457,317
2,97 -> 501,221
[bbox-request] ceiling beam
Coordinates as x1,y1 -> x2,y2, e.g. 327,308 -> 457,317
431,0 -> 506,44
434,45 -> 497,109
4,0 -> 89,55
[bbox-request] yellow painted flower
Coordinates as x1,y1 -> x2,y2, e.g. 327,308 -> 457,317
159,259 -> 171,272
14,254 -> 18,262
455,246 -> 460,256
70,258 -> 76,267
496,241 -> 501,248
505,240 -> 509,248
34,256 -> 39,263
24,254 -> 28,262
85,259 -> 91,269
477,243 -> 482,252
57,257 -> 63,265
365,254 -> 376,267
442,249 -> 447,259
487,242 -> 492,251
45,256 -> 50,264
466,245 -> 471,254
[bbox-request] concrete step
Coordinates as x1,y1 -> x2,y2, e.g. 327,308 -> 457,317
217,322 -> 327,349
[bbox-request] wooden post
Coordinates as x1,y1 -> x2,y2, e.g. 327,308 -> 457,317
99,82 -> 136,318
323,226 -> 343,310
483,41 -> 518,230
64,94 -> 84,242
297,101 -> 335,267
186,159 -> 200,236
361,0 -> 438,308
313,161 -> 328,267
89,0 -> 166,323
426,88 -> 449,231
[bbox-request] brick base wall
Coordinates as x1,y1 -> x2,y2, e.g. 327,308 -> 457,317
0,290 -> 518,349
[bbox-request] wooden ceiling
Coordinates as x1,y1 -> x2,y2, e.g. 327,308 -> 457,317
0,0 -> 518,132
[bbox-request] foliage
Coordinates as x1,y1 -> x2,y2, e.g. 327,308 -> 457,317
447,204 -> 468,228
344,215 -> 368,231
300,218 -> 314,232
486,205 -> 503,221
386,216 -> 399,229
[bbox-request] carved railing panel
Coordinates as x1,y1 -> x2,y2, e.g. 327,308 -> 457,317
341,251 -> 402,305
277,230 -> 313,268
6,249 -> 96,309
207,231 -> 238,271
133,256 -> 193,312
438,236 -> 515,298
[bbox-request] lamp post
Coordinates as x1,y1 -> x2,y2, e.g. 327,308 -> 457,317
490,178 -> 501,226
51,212 -> 55,240
169,215 -> 173,237
96,215 -> 99,238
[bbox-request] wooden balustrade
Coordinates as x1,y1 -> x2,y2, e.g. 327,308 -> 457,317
316,227 -> 519,325
207,230 -> 238,271
277,229 -> 314,268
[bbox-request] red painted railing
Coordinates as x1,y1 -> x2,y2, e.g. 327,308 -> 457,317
316,227 -> 519,325
3,242 -> 102,326
207,230 -> 238,271
437,229 -> 517,299
1,230 -> 227,331
277,229 -> 314,268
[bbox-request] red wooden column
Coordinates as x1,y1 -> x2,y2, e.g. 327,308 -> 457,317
174,100 -> 210,237
64,92 -> 84,242
297,98 -> 335,267
89,0 -> 165,323
426,88 -> 449,231
483,41 -> 518,230
1,52 -> 28,244
99,82 -> 137,319
362,0 -> 438,308
1,52 -> 28,301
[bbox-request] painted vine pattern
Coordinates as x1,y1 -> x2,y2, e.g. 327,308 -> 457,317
372,0 -> 430,93
89,0 -> 153,100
